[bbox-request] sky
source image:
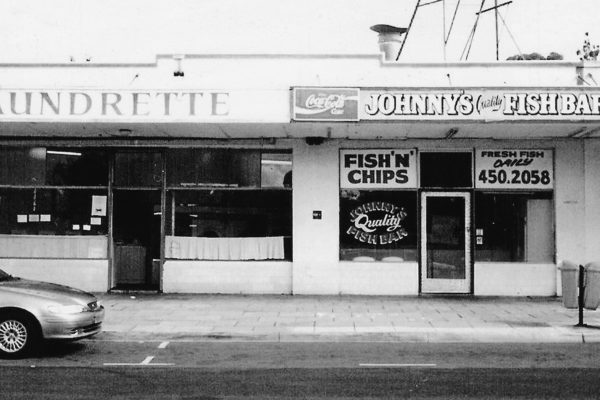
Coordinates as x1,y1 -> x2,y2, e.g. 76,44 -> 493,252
1,0 -> 599,63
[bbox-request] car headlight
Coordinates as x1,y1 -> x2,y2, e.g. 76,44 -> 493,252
48,304 -> 87,314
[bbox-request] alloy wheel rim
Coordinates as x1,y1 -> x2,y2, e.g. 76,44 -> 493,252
0,320 -> 28,353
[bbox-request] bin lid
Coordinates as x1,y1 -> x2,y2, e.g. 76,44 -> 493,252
585,261 -> 600,272
559,260 -> 579,270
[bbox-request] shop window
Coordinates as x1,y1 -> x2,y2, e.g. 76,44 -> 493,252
166,149 -> 262,188
165,190 -> 292,261
0,147 -> 108,186
0,188 -> 108,258
114,151 -> 162,187
340,190 -> 418,262
420,152 -> 472,188
261,152 -> 292,188
474,192 -> 554,262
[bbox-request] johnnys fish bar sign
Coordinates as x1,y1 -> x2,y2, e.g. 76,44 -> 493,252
346,201 -> 409,246
292,87 -> 600,121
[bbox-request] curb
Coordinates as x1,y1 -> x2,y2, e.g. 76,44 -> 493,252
96,326 -> 600,343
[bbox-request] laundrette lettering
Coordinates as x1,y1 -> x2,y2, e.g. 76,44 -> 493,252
0,91 -> 230,117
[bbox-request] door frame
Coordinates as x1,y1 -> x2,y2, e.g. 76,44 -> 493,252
420,191 -> 472,294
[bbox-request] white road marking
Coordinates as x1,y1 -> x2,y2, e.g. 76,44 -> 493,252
158,341 -> 170,349
103,355 -> 174,366
141,356 -> 154,365
359,363 -> 437,368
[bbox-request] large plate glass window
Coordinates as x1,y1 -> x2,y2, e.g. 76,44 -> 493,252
474,149 -> 554,263
0,147 -> 108,259
165,149 -> 292,261
340,190 -> 417,261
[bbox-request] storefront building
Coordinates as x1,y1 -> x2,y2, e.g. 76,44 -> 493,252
0,54 -> 599,296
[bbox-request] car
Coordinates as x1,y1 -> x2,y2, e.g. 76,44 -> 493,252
0,268 -> 105,358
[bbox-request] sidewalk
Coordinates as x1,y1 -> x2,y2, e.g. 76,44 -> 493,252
96,294 -> 600,343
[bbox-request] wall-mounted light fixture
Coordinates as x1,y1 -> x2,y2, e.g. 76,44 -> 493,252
305,137 -> 326,145
173,54 -> 185,77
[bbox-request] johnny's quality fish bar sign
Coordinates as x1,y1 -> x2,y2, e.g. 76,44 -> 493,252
340,149 -> 417,189
475,149 -> 553,189
346,202 -> 408,245
362,90 -> 600,120
293,87 -> 600,121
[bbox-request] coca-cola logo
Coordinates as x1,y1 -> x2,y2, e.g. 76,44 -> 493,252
293,88 -> 359,121
346,201 -> 408,245
305,94 -> 347,115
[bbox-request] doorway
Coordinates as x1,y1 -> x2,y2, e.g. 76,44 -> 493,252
420,192 -> 471,294
112,190 -> 161,290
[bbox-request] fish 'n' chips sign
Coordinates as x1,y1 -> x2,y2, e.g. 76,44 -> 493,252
475,149 -> 553,189
340,149 -> 417,189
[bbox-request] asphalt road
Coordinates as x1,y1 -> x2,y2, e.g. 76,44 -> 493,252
1,341 -> 600,399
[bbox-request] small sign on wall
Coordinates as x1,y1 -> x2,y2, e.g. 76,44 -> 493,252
313,210 -> 322,220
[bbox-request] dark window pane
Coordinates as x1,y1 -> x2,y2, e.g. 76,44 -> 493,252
46,149 -> 108,186
340,190 -> 418,261
115,152 -> 162,187
0,188 -> 108,235
420,152 -> 472,188
475,192 -> 554,262
167,149 -> 261,188
0,148 -> 46,185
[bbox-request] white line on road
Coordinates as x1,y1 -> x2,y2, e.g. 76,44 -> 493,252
158,341 -> 170,349
359,363 -> 437,368
141,356 -> 154,365
103,355 -> 175,367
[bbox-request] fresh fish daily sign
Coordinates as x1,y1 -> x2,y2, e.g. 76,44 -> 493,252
475,149 -> 553,190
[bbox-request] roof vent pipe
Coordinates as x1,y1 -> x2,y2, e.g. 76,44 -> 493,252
370,24 -> 408,61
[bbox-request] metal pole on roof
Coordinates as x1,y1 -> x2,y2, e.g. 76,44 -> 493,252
495,0 -> 499,60
396,0 -> 421,61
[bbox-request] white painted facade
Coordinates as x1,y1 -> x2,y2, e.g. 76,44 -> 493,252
1,54 -> 600,296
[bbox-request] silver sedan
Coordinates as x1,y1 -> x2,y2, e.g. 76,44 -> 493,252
0,268 -> 105,358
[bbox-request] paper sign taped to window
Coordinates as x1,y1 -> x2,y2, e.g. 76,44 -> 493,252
28,214 -> 40,222
72,224 -> 80,231
91,195 -> 107,216
17,215 -> 27,223
83,225 -> 91,231
90,217 -> 102,226
40,214 -> 51,222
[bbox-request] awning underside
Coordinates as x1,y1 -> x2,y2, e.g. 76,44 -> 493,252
1,121 -> 599,140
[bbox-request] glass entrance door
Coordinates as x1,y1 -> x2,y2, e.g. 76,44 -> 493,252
421,192 -> 471,294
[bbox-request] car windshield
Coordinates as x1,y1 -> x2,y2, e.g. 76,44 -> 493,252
0,269 -> 15,282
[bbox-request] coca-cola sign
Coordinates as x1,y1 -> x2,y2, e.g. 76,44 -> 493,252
293,88 -> 358,121
346,201 -> 408,245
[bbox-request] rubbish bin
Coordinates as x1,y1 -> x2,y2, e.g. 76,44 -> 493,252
559,260 -> 579,309
584,262 -> 600,310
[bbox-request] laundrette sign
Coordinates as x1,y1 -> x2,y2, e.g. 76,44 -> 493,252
0,90 -> 239,121
293,87 -> 600,121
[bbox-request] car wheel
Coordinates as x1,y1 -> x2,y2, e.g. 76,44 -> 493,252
0,312 -> 40,358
